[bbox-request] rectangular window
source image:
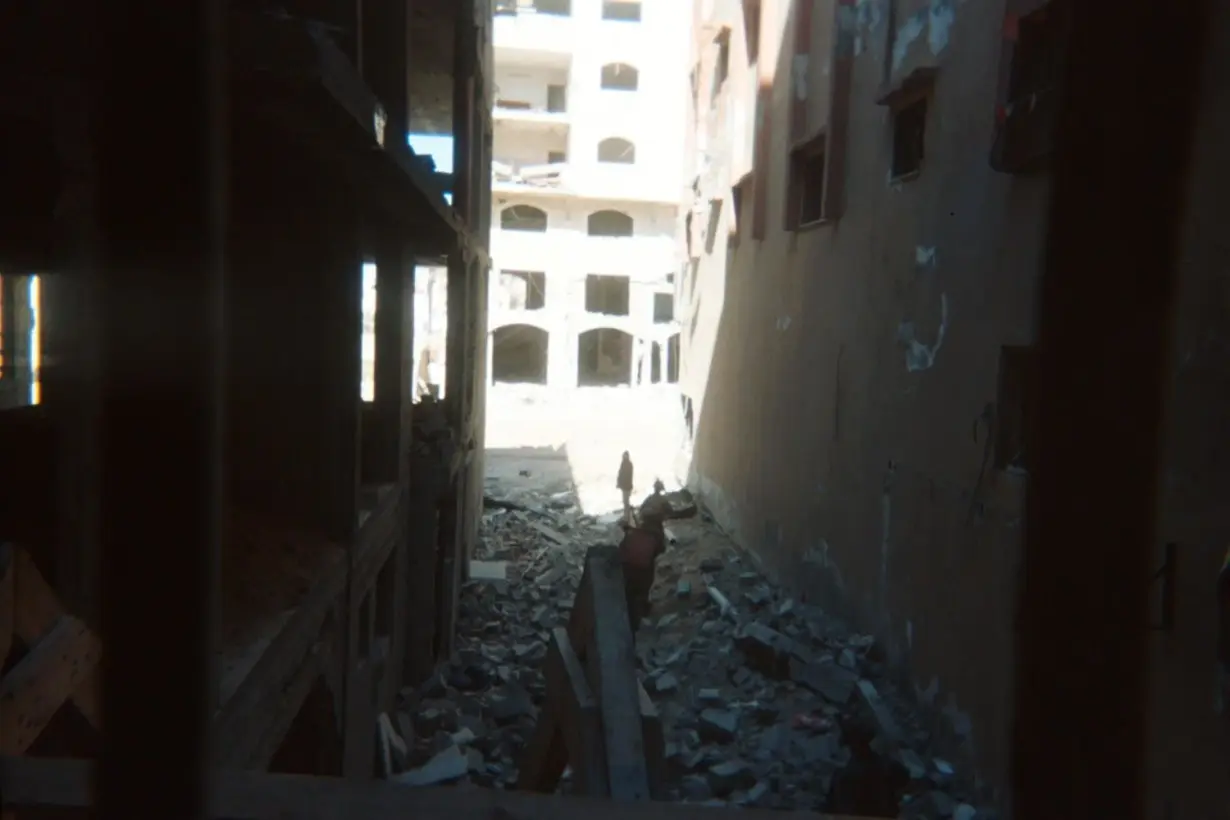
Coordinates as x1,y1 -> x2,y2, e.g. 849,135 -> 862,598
499,270 -> 547,311
546,84 -> 567,113
730,173 -> 753,246
547,150 -> 566,164
991,0 -> 1069,173
891,96 -> 927,179
601,0 -> 641,22
994,345 -> 1036,473
712,29 -> 731,103
785,135 -> 827,230
584,274 -> 630,316
653,293 -> 674,324
743,0 -> 762,63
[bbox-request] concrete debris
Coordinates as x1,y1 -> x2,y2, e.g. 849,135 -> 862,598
385,474 -> 984,814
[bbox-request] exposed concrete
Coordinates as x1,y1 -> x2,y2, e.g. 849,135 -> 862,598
680,0 -> 1230,814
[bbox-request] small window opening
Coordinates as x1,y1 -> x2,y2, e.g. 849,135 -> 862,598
584,274 -> 630,316
730,173 -> 753,245
602,0 -> 641,22
653,293 -> 675,324
547,150 -> 567,164
546,84 -> 567,112
743,0 -> 762,62
891,97 -> 927,179
785,136 -> 827,230
712,30 -> 731,103
597,138 -> 636,164
499,271 -> 547,311
601,63 -> 639,92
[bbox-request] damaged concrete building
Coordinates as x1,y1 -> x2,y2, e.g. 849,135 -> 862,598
678,0 -> 1230,814
486,0 -> 688,390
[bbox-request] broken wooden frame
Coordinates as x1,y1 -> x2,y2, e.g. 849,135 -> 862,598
517,546 -> 665,800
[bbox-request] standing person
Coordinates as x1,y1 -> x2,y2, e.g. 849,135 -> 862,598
616,451 -> 634,523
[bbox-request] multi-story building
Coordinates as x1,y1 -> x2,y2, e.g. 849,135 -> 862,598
485,0 -> 691,390
680,0 -> 1230,815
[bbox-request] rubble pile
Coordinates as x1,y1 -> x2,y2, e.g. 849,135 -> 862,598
383,478 -> 994,819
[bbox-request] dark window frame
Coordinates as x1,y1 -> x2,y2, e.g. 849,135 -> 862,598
890,94 -> 928,181
784,133 -> 828,231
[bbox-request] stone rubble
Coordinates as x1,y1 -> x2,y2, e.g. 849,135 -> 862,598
382,477 -> 996,819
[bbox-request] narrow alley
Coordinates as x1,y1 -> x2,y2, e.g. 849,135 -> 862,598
380,385 -> 988,819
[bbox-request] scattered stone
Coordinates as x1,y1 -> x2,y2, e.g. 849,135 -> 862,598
899,748 -> 928,779
706,585 -> 736,618
697,688 -> 723,705
736,623 -> 800,678
392,744 -> 469,787
676,580 -> 692,598
468,560 -> 508,583
707,759 -> 755,796
953,804 -> 978,820
698,709 -> 739,743
746,780 -> 771,806
790,657 -> 858,704
699,557 -> 724,572
652,672 -> 680,694
680,774 -> 714,801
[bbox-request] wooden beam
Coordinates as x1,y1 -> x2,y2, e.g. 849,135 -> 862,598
579,546 -> 650,801
0,756 -> 871,820
10,547 -> 100,728
0,616 -> 99,754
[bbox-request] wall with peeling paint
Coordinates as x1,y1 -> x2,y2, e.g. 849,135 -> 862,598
680,0 -> 1230,814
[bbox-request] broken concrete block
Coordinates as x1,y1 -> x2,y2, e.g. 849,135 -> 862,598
697,687 -> 723,705
736,623 -> 799,678
707,759 -> 756,796
789,657 -> 858,704
392,744 -> 469,787
698,709 -> 740,743
653,672 -> 680,694
677,580 -> 692,598
699,558 -> 724,572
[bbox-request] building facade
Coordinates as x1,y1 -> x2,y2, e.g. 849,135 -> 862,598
680,0 -> 1230,814
487,0 -> 690,390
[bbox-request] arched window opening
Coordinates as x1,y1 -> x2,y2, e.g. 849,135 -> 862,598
577,328 -> 633,387
586,209 -> 634,238
597,137 -> 636,164
600,63 -> 639,91
492,324 -> 549,384
500,204 -> 548,232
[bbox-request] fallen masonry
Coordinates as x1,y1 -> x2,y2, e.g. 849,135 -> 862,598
375,479 -> 997,819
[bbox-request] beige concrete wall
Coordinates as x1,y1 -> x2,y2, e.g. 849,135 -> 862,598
681,0 -> 1230,813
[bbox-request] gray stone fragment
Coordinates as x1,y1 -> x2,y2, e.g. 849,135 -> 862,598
790,657 -> 858,704
681,774 -> 714,801
653,672 -> 680,694
392,744 -> 469,787
676,580 -> 692,598
708,759 -> 755,796
698,709 -> 739,743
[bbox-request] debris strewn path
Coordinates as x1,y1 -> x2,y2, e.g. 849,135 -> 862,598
384,462 -> 994,819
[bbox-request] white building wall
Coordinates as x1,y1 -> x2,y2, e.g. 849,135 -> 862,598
489,0 -> 689,390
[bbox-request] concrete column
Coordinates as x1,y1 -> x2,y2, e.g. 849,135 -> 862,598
548,325 -> 572,389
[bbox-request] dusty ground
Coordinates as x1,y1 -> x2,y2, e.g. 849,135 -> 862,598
382,385 -> 991,819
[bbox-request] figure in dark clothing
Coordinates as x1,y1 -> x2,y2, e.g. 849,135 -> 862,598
618,480 -> 697,640
616,451 -> 634,524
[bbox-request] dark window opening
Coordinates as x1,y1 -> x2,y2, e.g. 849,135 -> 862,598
1010,1 -> 1068,103
891,97 -> 927,179
666,272 -> 675,285
500,204 -> 548,232
547,150 -> 567,164
578,328 -> 633,387
712,29 -> 731,102
602,0 -> 642,22
498,270 -> 547,311
535,0 -> 572,15
730,173 -> 753,245
600,63 -> 639,91
703,198 -> 723,255
653,293 -> 675,324
492,324 -> 550,385
994,345 -> 1036,473
743,0 -> 762,62
547,84 -> 567,112
992,0 -> 1069,174
785,135 -> 827,230
587,209 -> 634,237
584,274 -> 630,316
597,137 -> 636,164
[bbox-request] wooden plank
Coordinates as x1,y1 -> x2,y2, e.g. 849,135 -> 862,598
548,627 -> 607,795
637,682 -> 666,800
243,637 -> 334,770
579,546 -> 650,801
0,755 -> 873,820
0,616 -> 99,754
10,548 -> 100,729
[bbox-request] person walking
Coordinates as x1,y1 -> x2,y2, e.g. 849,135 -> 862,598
616,451 -> 634,524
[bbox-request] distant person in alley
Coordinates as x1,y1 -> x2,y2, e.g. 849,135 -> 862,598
617,451 -> 634,523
